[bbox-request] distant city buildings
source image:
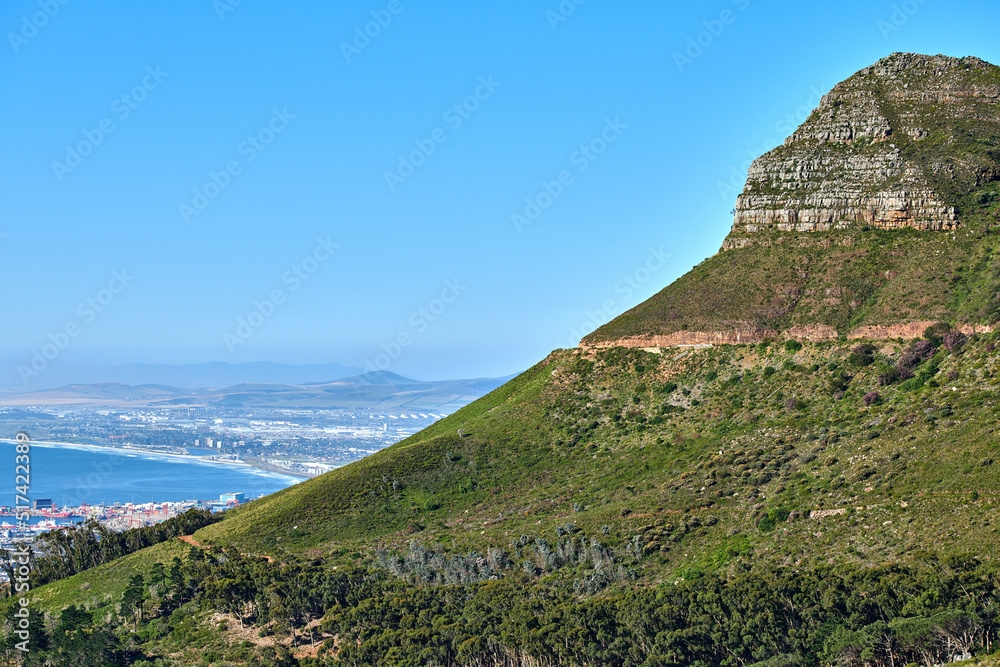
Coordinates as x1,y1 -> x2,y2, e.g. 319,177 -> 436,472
2,404 -> 445,484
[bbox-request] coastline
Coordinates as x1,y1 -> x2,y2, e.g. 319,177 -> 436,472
0,438 -> 306,482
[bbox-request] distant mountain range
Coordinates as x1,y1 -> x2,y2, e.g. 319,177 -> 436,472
0,370 -> 519,411
9,361 -> 366,390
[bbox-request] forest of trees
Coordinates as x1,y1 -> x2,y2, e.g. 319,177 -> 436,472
2,542 -> 997,666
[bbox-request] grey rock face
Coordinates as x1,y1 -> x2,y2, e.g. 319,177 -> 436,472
725,53 -> 1000,249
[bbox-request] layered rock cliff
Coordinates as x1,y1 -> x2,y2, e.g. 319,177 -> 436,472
583,53 -> 1000,348
724,53 -> 1000,250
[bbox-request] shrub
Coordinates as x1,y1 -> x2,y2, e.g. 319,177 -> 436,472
897,340 -> 937,378
876,364 -> 900,386
758,508 -> 790,532
943,330 -> 968,352
848,343 -> 877,367
863,391 -> 881,406
723,374 -> 743,387
829,372 -> 851,394
923,322 -> 953,347
784,340 -> 803,353
762,366 -> 776,378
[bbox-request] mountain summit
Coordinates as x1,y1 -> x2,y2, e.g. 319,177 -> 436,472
584,53 -> 1000,347
730,52 -> 1000,240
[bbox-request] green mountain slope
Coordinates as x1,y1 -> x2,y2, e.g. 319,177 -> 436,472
198,338 -> 1000,567
9,334 -> 1000,665
583,222 -> 1000,345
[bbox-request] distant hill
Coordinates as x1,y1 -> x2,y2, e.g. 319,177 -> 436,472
179,371 -> 518,410
73,361 -> 365,389
0,372 -> 519,410
0,382 -> 204,406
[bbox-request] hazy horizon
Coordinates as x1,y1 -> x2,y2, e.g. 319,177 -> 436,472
0,358 -> 524,392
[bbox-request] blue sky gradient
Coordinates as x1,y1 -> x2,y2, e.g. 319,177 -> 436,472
1,0 -> 998,385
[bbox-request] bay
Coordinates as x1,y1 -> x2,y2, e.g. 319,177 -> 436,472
0,440 -> 299,508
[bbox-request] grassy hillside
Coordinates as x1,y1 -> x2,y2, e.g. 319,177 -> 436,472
584,215 -> 1000,344
25,539 -> 190,613
188,330 -> 1000,570
8,329 -> 1000,664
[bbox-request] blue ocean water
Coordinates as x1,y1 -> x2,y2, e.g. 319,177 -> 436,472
0,440 -> 299,507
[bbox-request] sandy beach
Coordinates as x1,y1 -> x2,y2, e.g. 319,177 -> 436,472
0,438 -> 305,482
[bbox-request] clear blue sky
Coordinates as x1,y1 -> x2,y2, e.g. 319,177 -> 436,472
1,0 -> 998,385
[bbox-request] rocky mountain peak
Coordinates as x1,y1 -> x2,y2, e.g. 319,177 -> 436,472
582,54 -> 1000,349
861,52 -> 991,79
724,53 -> 1000,251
